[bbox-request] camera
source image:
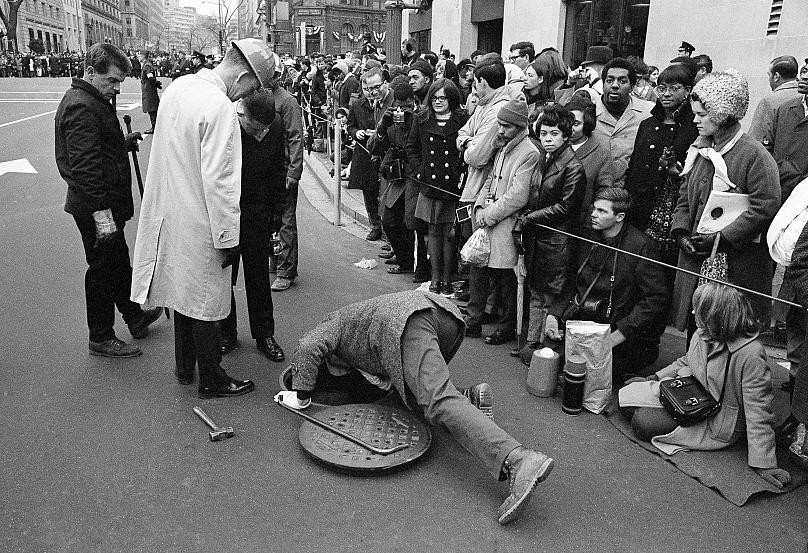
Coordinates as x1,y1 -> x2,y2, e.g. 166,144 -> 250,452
393,106 -> 405,124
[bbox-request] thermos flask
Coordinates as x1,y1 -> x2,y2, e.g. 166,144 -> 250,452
561,354 -> 587,415
527,347 -> 561,397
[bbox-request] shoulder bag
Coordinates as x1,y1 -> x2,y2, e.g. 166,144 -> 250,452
658,354 -> 729,427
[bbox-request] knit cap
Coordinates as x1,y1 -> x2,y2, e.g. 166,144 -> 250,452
409,59 -> 434,79
692,69 -> 749,125
390,75 -> 414,101
497,98 -> 529,128
333,60 -> 349,76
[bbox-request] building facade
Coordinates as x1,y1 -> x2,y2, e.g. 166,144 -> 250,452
290,0 -> 386,57
62,0 -> 85,51
147,0 -> 163,50
9,0 -> 69,52
401,0 -> 808,128
121,0 -> 148,49
163,0 -> 194,53
82,0 -> 123,48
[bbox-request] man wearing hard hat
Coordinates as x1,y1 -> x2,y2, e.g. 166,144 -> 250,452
130,38 -> 276,399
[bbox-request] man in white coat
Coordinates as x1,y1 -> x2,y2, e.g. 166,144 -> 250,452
131,38 -> 276,398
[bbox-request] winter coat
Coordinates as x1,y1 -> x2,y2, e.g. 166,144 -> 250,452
625,100 -> 698,229
473,130 -> 538,269
289,291 -> 464,409
457,86 -> 512,202
788,222 -> 808,422
140,61 -> 160,113
274,86 -> 305,184
347,92 -> 394,191
768,95 -> 808,203
522,142 -> 586,292
406,109 -> 469,201
337,74 -> 361,111
593,95 -> 655,187
653,330 -> 778,469
130,69 -> 241,321
670,132 -> 781,329
748,80 -> 800,143
55,78 -> 133,220
572,133 -> 615,228
369,107 -> 414,209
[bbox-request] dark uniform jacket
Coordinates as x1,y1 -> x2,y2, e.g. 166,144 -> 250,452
347,92 -> 394,191
625,100 -> 698,229
55,78 -> 133,221
140,61 -> 160,113
522,142 -> 586,293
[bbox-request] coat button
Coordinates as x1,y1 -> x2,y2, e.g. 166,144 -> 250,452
649,144 -> 655,149
429,137 -> 434,141
432,175 -> 436,179
445,151 -> 449,155
654,126 -> 659,131
430,150 -> 434,155
445,163 -> 449,168
445,175 -> 450,180
430,163 -> 435,167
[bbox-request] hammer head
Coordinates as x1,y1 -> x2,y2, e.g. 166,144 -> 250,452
208,427 -> 234,441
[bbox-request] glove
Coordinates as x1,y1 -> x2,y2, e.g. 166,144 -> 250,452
754,467 -> 791,489
378,107 -> 394,130
544,315 -> 563,341
286,176 -> 299,190
690,232 -> 717,255
156,80 -> 162,89
124,131 -> 142,152
92,209 -> 118,245
273,391 -> 311,410
676,233 -> 697,255
220,246 -> 240,268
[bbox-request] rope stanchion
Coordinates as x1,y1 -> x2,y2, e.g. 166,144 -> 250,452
333,117 -> 343,226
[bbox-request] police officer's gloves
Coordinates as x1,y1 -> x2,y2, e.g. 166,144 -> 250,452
124,132 -> 142,152
273,391 -> 311,410
92,208 -> 118,245
221,246 -> 240,268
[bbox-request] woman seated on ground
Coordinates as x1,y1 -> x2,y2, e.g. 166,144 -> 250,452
622,282 -> 791,489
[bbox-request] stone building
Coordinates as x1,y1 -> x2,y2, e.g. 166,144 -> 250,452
8,0 -> 69,52
290,0 -> 385,56
82,0 -> 123,48
62,0 -> 85,51
121,0 -> 148,49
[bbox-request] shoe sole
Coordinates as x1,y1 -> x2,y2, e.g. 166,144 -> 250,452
498,457 -> 555,525
198,385 -> 255,399
89,349 -> 142,358
472,386 -> 494,421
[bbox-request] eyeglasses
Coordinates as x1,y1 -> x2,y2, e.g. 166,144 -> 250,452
655,84 -> 685,94
508,54 -> 523,61
363,83 -> 383,93
432,95 -> 448,102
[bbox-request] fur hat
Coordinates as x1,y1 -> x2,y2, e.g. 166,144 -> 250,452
333,60 -> 349,76
497,98 -> 529,128
691,69 -> 749,125
390,75 -> 414,101
409,59 -> 434,79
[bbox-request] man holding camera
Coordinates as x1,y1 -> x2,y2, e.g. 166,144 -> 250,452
55,43 -> 163,358
544,188 -> 669,385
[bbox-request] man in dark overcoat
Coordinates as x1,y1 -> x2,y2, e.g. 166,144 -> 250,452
137,50 -> 161,134
788,222 -> 808,461
347,66 -> 394,241
55,43 -> 162,358
276,290 -> 555,525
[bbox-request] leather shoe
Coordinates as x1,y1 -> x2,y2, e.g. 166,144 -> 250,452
271,277 -> 294,291
464,320 -> 482,338
257,336 -> 285,362
387,265 -> 413,274
128,307 -> 163,339
485,328 -> 515,345
378,250 -> 395,259
89,338 -> 142,358
174,366 -> 194,385
198,377 -> 255,399
365,228 -> 382,241
220,334 -> 238,354
384,257 -> 399,265
498,447 -> 554,525
412,272 -> 430,284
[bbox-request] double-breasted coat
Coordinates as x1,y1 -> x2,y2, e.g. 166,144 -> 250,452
130,69 -> 241,321
670,131 -> 781,329
406,109 -> 469,201
653,330 -> 778,469
522,142 -> 586,292
347,92 -> 394,191
473,130 -> 539,269
140,61 -> 160,114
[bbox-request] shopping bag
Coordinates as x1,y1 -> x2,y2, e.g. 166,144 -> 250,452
460,227 -> 490,267
565,320 -> 612,414
698,234 -> 728,287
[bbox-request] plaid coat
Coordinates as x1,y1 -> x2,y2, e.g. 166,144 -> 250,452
288,291 -> 464,407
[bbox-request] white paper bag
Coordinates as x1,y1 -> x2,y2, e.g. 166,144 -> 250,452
565,320 -> 612,414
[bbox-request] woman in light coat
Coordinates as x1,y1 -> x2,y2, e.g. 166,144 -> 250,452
623,282 -> 791,489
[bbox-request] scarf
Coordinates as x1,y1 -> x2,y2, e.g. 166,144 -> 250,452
680,127 -> 744,191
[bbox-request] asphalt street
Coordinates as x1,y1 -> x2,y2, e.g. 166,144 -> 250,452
0,77 -> 806,553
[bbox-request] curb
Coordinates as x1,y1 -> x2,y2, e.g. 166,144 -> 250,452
301,151 -> 371,230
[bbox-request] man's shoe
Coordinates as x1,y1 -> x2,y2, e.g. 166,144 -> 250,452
175,366 -> 194,385
412,272 -> 430,284
384,257 -> 399,265
198,377 -> 255,399
271,277 -> 294,291
429,281 -> 441,294
142,128 -> 154,135
366,228 -> 382,241
128,307 -> 163,339
462,383 -> 493,420
220,334 -> 238,354
378,250 -> 395,259
486,328 -> 515,346
498,447 -> 554,525
464,319 -> 482,338
257,336 -> 285,362
89,338 -> 142,358
440,282 -> 455,297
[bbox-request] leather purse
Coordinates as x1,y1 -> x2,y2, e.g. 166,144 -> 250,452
658,355 -> 729,427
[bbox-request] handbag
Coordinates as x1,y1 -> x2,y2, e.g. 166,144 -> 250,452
698,234 -> 728,287
658,355 -> 729,427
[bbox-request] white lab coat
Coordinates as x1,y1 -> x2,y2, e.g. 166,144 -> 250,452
130,69 -> 241,321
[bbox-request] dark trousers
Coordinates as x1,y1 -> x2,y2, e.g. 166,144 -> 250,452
269,186 -> 299,279
415,229 -> 429,276
74,215 -> 142,342
174,311 -> 227,387
363,188 -> 382,231
467,266 -> 517,332
382,193 -> 414,269
147,111 -> 157,129
222,205 -> 274,340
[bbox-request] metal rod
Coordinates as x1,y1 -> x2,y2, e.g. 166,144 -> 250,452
275,400 -> 409,455
333,116 -> 342,226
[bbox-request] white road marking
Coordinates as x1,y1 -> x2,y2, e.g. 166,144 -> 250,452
0,110 -> 57,129
117,103 -> 142,111
0,158 -> 37,177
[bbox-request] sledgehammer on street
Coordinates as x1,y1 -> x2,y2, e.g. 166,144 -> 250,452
193,406 -> 234,442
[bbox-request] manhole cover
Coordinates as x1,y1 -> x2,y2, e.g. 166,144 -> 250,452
299,403 -> 432,473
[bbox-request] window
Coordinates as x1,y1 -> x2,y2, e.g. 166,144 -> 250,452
340,22 -> 353,52
563,0 -> 649,66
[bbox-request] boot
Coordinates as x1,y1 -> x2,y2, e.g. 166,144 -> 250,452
497,446 -> 554,525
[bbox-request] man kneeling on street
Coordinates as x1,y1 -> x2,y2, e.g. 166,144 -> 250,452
274,290 -> 554,525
